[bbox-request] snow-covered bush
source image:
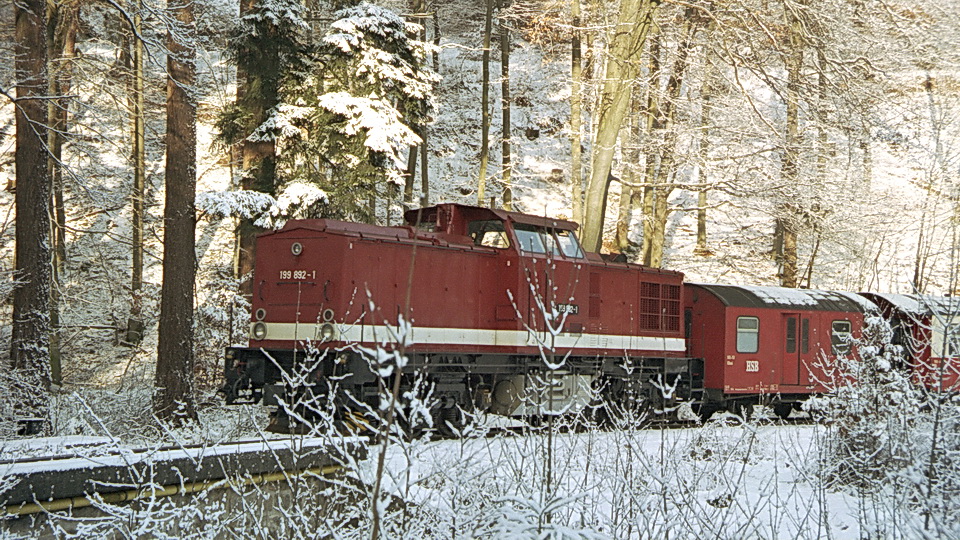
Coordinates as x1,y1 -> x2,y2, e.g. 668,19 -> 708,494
817,314 -> 960,533
194,270 -> 249,390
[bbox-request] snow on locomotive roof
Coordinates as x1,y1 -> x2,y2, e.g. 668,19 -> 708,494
865,292 -> 960,317
692,283 -> 876,313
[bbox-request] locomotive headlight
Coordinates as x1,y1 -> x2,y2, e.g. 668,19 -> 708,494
252,322 -> 268,341
322,308 -> 335,322
319,322 -> 337,342
291,242 -> 303,256
255,308 -> 266,321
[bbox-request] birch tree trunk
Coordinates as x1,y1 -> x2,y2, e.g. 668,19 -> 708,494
499,0 -> 513,210
155,0 -> 197,422
477,0 -> 493,205
570,0 -> 584,224
580,0 -> 660,253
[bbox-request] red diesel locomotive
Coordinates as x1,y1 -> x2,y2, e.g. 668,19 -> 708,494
223,203 -> 704,430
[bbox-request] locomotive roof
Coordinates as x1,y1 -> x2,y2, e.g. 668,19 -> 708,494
691,283 -> 876,313
404,203 -> 580,231
862,292 -> 960,317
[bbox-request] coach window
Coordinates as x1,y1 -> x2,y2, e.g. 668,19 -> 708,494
785,317 -> 797,353
469,220 -> 510,248
947,323 -> 960,356
801,318 -> 810,353
737,316 -> 759,353
832,320 -> 852,355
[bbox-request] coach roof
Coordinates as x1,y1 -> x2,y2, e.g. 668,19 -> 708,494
691,283 -> 875,313
864,292 -> 960,317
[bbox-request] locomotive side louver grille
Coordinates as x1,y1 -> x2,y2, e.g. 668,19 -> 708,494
640,283 -> 681,332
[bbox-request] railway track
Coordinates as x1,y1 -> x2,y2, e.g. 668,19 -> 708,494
1,437 -> 363,519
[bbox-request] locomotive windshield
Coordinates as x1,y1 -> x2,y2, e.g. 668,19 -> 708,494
514,224 -> 584,259
468,220 -> 510,248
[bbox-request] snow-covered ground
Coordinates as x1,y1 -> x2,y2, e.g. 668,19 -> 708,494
3,418 -> 949,539
368,422 -> 914,538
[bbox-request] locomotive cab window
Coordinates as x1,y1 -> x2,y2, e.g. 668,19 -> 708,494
832,320 -> 852,355
737,316 -> 759,353
469,220 -> 510,248
514,224 -> 547,254
555,229 -> 584,259
515,224 -> 584,258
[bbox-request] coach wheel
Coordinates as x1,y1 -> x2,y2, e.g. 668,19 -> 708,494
731,400 -> 754,422
588,401 -> 612,428
773,403 -> 793,420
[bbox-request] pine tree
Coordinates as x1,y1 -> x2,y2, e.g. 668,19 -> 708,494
281,2 -> 437,222
218,0 -> 311,289
11,0 -> 52,432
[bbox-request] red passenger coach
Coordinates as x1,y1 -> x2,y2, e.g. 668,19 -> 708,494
685,284 -> 871,419
224,203 -> 703,430
860,293 -> 960,392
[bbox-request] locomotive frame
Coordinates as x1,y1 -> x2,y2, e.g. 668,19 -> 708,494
223,203 -> 705,430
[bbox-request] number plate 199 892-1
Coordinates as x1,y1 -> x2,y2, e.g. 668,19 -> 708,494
279,270 -> 315,280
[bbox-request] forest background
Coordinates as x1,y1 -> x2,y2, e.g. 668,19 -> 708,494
0,0 -> 958,438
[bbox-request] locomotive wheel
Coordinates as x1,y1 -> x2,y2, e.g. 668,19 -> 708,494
433,406 -> 464,438
773,403 -> 793,420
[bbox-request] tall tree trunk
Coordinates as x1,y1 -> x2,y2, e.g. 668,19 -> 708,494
12,0 -> 52,428
404,0 -> 429,209
640,30 -> 660,265
641,13 -> 698,268
499,0 -> 512,210
777,0 -> 804,288
614,100 -> 640,253
155,0 -> 197,423
417,0 -> 429,207
420,126 -> 429,206
477,0 -> 493,205
580,0 -> 660,252
47,1 -> 76,275
695,20 -> 715,256
46,0 -> 79,384
404,140 -> 417,205
570,0 -> 583,224
129,0 -> 146,343
431,1 -> 440,72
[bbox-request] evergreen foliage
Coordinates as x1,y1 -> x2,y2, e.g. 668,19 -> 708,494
277,2 -> 438,222
217,0 -> 312,196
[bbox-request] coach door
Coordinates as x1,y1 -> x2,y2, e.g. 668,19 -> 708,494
781,314 -> 801,386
